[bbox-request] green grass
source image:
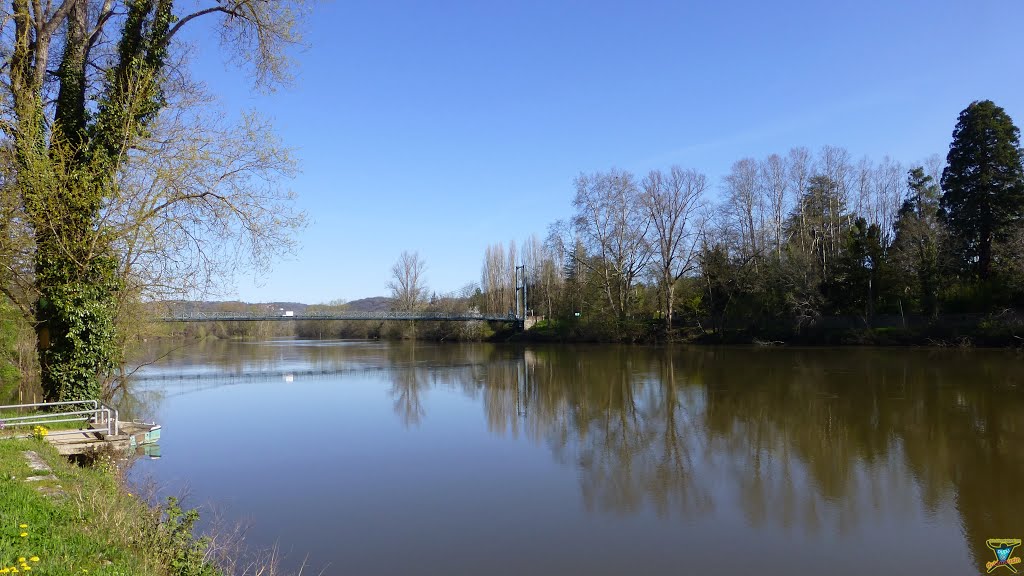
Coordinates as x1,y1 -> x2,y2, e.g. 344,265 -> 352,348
0,439 -> 221,575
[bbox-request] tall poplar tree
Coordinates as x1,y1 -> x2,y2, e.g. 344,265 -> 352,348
940,100 -> 1024,281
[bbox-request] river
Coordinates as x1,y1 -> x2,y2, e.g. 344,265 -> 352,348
126,340 -> 1023,575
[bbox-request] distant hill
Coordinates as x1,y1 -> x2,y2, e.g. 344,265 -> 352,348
154,300 -> 310,315
265,302 -> 309,314
343,297 -> 392,312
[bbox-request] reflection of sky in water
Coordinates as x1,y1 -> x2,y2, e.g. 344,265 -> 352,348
125,341 -> 1019,576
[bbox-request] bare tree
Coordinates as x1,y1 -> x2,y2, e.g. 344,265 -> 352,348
572,169 -> 652,319
723,158 -> 764,261
480,241 -> 521,315
505,241 -> 519,314
849,155 -> 905,247
111,93 -> 304,305
544,220 -> 574,317
388,251 -> 428,312
521,234 -> 561,317
641,166 -> 707,330
871,156 -> 906,246
481,243 -> 509,314
761,154 -> 789,257
57,78 -> 304,396
922,153 -> 944,189
817,145 -> 853,261
853,156 -> 875,224
787,147 -> 813,252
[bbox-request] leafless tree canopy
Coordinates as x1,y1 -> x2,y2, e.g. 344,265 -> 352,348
572,169 -> 653,318
641,166 -> 708,327
112,100 -> 305,304
469,145 -> 952,334
388,251 -> 428,312
481,242 -> 516,314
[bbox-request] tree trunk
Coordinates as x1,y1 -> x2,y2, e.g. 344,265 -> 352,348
665,277 -> 675,332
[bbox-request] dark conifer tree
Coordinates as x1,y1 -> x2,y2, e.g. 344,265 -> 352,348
940,100 -> 1024,280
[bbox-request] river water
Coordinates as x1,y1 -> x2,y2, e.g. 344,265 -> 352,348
126,340 -> 1023,575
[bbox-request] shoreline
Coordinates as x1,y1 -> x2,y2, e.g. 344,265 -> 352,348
0,438 -> 282,576
502,318 -> 1024,348
146,318 -> 1024,349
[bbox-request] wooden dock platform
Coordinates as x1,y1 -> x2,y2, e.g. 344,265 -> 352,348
45,422 -> 160,456
1,401 -> 160,457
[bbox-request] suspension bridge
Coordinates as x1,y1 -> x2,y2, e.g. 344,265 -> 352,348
157,311 -> 522,323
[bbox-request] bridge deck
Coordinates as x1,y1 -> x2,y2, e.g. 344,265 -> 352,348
158,312 -> 520,322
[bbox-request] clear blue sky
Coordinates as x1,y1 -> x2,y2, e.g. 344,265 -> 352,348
181,0 -> 1024,304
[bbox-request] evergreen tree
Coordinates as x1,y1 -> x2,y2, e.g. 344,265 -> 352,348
698,244 -> 735,335
831,217 -> 884,316
940,100 -> 1024,281
892,167 -> 943,316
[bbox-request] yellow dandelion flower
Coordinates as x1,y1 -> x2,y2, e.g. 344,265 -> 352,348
16,559 -> 24,564
28,558 -> 38,563
19,532 -> 28,537
18,523 -> 27,528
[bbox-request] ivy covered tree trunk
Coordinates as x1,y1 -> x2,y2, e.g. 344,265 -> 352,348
33,248 -> 122,402
21,103 -> 126,401
11,0 -> 173,402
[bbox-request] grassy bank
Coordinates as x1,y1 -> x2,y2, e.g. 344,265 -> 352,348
0,439 -> 229,576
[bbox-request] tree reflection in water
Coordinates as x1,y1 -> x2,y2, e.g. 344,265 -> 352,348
126,339 -> 1023,568
376,344 -> 1023,567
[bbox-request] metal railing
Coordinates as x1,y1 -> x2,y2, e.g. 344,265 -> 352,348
0,400 -> 119,437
